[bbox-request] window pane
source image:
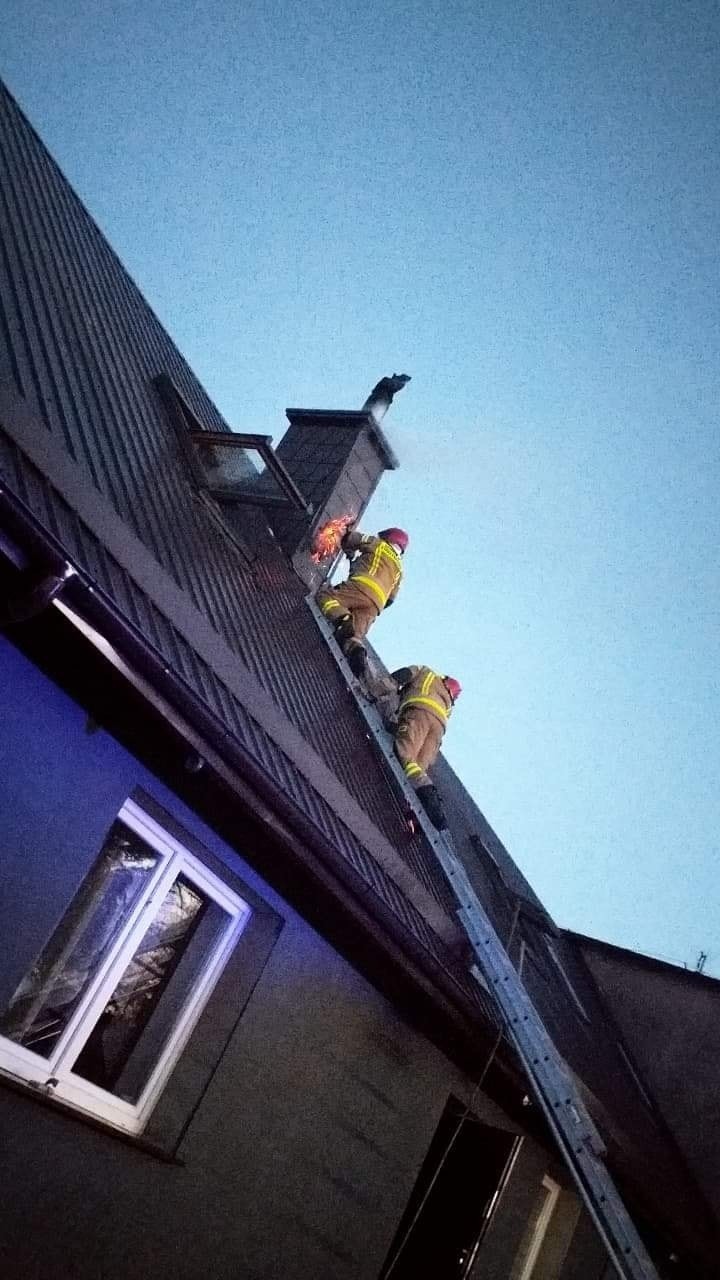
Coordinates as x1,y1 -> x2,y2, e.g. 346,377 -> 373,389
197,440 -> 289,502
71,874 -> 229,1103
198,441 -> 266,485
0,821 -> 160,1058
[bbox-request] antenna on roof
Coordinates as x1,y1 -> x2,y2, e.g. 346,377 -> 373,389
694,950 -> 708,974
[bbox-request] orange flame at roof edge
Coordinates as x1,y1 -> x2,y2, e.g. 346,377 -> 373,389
310,514 -> 356,564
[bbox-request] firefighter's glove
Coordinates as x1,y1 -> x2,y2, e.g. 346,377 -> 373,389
389,668 -> 413,689
340,527 -> 358,557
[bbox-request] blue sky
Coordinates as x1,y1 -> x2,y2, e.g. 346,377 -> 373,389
3,0 -> 719,970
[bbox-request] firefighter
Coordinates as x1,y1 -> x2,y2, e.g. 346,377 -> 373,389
315,527 -> 409,676
386,666 -> 462,829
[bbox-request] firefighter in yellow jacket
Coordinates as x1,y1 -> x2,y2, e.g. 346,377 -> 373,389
315,527 -> 409,676
388,665 -> 462,830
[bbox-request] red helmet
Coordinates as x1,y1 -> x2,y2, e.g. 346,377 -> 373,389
444,677 -> 462,702
379,527 -> 409,554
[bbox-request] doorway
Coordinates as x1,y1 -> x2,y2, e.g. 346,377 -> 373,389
380,1097 -> 519,1279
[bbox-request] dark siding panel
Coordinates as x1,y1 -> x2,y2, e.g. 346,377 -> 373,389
0,164 -> 64,438
3,110 -> 105,479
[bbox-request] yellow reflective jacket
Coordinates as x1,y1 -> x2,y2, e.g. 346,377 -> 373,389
395,666 -> 454,728
342,531 -> 403,612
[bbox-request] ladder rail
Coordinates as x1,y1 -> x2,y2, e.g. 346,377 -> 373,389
308,597 -> 660,1280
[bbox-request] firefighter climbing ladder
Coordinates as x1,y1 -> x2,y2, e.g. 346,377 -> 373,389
309,598 -> 660,1280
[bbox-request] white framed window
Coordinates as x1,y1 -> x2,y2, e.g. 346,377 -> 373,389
0,799 -> 250,1134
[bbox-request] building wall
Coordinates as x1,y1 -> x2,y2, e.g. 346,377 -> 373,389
578,941 -> 720,1224
0,636 -> 525,1280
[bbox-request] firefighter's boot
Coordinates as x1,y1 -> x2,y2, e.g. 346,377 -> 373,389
345,642 -> 368,677
416,785 -> 447,831
333,614 -> 354,647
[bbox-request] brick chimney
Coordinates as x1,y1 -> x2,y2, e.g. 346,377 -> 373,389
270,376 -> 408,589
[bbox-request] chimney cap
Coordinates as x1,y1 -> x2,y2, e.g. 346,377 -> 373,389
284,407 -> 398,470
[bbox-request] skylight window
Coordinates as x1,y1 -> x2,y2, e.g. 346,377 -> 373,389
155,374 -> 312,514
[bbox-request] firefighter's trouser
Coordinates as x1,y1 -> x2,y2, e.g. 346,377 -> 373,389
315,581 -> 379,658
393,706 -> 445,789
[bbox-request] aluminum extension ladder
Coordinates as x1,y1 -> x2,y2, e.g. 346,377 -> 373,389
309,598 -> 660,1280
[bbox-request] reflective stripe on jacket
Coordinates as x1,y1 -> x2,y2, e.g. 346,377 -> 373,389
343,532 -> 403,611
397,666 -> 453,727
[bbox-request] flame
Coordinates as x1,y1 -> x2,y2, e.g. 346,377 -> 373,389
310,514 -> 355,564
